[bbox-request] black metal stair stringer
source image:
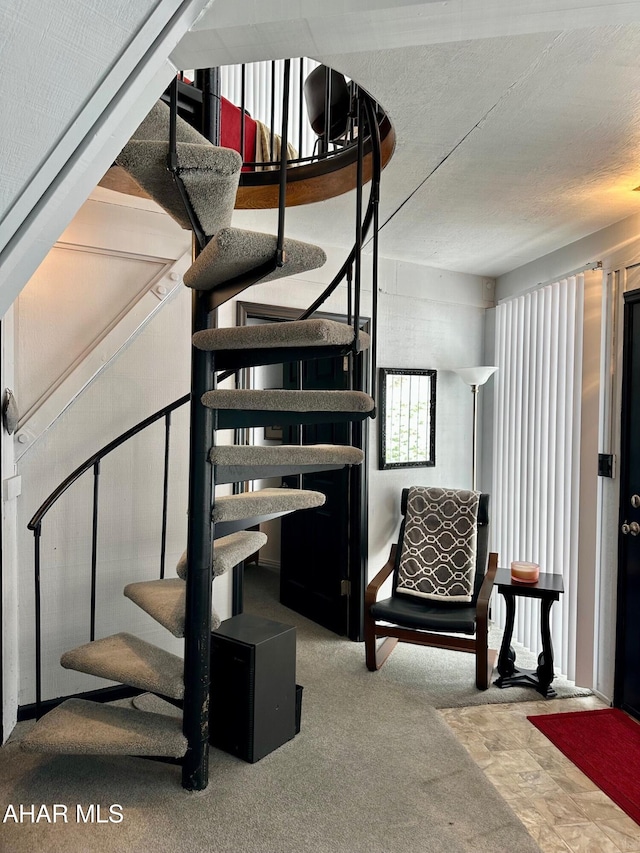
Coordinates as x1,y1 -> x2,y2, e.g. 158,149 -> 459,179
214,408 -> 375,430
206,257 -> 280,312
213,510 -> 317,539
182,287 -> 215,791
215,461 -> 350,485
214,342 -> 358,376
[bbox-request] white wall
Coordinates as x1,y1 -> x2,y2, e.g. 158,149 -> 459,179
497,212 -> 640,299
495,211 -> 640,700
2,306 -> 19,740
12,189 -> 192,457
0,0 -> 210,317
15,285 -> 193,704
370,262 -> 494,573
12,194 -> 193,706
1,1 -> 158,223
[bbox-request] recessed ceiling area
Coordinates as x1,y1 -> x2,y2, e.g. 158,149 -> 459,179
173,11 -> 640,277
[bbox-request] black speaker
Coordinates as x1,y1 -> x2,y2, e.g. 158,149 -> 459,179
209,613 -> 297,763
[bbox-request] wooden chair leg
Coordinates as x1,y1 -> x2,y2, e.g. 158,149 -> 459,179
475,645 -> 499,690
364,611 -> 378,670
476,655 -> 488,689
374,637 -> 398,670
475,609 -> 497,690
365,619 -> 378,671
365,617 -> 398,671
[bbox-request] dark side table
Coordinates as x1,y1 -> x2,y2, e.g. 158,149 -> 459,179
494,567 -> 564,698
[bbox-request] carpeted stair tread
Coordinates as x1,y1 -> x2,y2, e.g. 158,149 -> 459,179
202,389 -> 374,413
60,632 -> 184,700
209,442 -> 364,484
116,99 -> 241,235
210,444 -> 364,466
123,578 -> 221,637
211,444 -> 365,483
176,530 -> 268,580
193,319 -> 369,352
117,140 -> 241,235
20,698 -> 186,757
183,228 -> 326,291
212,488 -> 325,523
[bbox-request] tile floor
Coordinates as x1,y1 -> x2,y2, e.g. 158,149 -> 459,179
439,696 -> 640,853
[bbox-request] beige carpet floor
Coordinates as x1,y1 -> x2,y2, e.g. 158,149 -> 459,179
0,565 -> 547,852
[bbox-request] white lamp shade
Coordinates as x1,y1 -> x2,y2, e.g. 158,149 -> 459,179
452,366 -> 497,387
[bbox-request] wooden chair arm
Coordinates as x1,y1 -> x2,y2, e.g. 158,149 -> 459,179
476,552 -> 498,619
365,545 -> 397,608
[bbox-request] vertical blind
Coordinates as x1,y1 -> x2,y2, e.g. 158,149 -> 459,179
493,275 -> 584,680
220,59 -> 320,162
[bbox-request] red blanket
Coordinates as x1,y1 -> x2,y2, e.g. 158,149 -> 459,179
220,96 -> 256,169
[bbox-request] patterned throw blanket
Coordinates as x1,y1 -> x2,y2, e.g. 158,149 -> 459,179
396,487 -> 480,602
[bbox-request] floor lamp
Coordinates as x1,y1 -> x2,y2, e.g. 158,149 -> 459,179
452,366 -> 497,491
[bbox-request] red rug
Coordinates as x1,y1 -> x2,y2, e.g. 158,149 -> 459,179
528,708 -> 640,825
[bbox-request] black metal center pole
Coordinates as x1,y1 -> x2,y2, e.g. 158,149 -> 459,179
34,525 -> 42,718
364,96 -> 381,403
197,67 -> 220,146
353,93 -> 364,348
182,280 -> 215,791
276,59 -> 291,267
89,461 -> 100,642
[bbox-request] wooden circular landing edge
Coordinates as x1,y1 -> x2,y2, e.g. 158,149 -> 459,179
235,116 -> 396,209
98,117 -> 395,210
98,118 -> 396,210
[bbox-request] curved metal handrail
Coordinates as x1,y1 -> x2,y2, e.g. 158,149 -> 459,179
297,94 -> 381,326
296,180 -> 376,322
29,392 -> 190,718
28,393 -> 190,531
215,90 -> 382,386
235,113 -> 393,209
238,108 -> 385,170
240,138 -> 360,170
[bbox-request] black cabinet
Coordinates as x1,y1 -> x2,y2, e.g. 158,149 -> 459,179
209,613 -> 297,762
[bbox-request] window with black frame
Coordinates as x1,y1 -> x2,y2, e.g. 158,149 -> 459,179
378,368 -> 436,469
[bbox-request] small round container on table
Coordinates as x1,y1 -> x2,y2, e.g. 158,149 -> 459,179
510,561 -> 540,584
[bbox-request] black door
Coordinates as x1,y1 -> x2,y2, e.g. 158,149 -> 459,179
280,354 -> 353,635
615,285 -> 640,718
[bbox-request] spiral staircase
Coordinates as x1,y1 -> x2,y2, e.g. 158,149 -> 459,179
20,63 -> 391,789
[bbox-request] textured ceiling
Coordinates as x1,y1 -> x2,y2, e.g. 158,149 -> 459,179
176,11 -> 640,277
324,25 -> 640,275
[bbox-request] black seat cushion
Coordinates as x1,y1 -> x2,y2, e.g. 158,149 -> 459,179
370,596 -> 477,634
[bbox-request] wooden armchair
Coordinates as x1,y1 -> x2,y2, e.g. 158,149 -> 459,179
364,488 -> 498,690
